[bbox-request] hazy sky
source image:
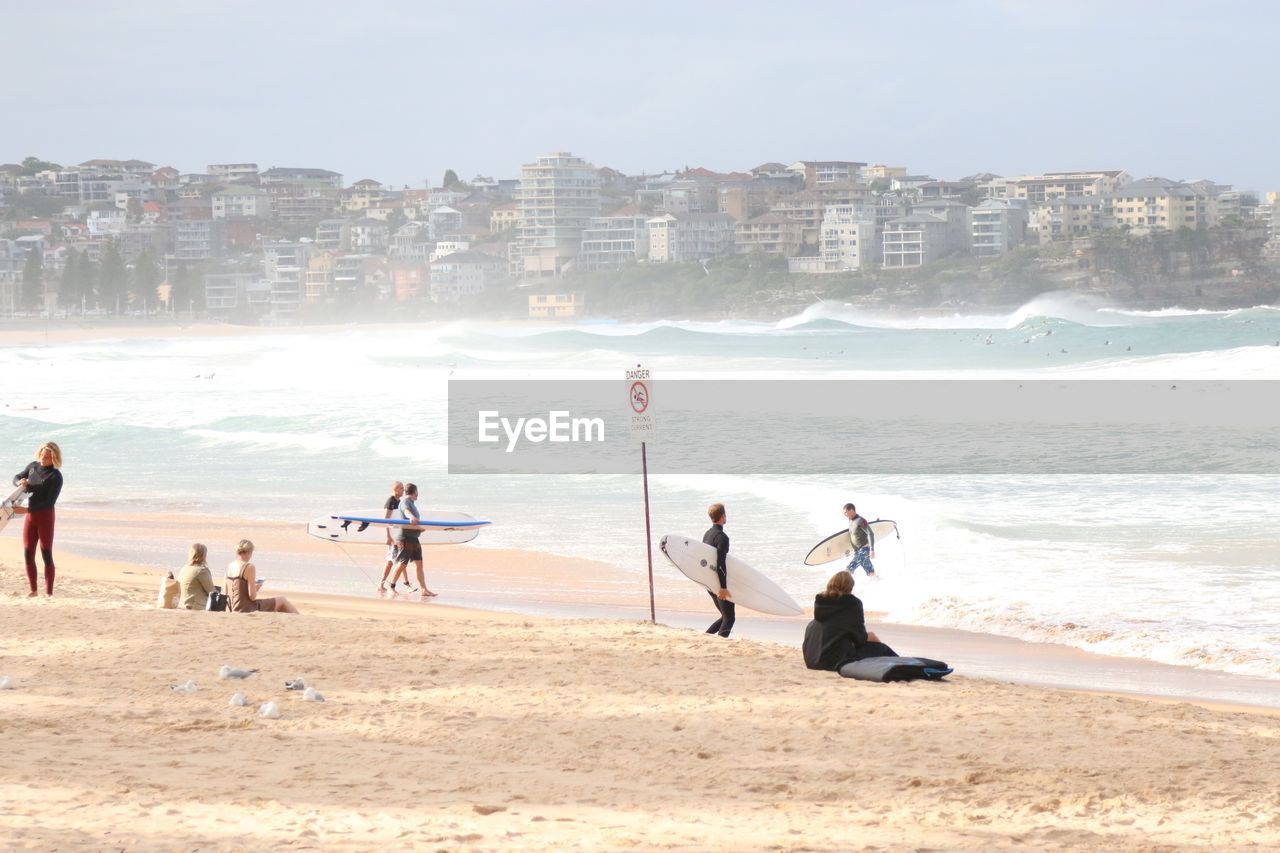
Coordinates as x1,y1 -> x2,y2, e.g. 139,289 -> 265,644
3,1 -> 1276,191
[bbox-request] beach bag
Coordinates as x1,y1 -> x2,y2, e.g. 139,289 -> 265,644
838,656 -> 953,683
157,573 -> 180,609
802,619 -> 824,669
206,586 -> 229,612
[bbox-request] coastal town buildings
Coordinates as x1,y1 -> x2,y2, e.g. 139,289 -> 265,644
969,199 -> 1029,257
578,207 -> 649,271
647,212 -> 736,263
0,144 -> 1267,321
509,152 -> 601,280
1108,177 -> 1218,232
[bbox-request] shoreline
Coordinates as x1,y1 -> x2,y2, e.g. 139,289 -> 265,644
5,534 -> 1276,713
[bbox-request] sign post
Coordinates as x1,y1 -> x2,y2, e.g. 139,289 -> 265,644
626,364 -> 656,623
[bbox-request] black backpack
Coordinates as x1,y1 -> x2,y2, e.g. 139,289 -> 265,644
206,585 -> 229,612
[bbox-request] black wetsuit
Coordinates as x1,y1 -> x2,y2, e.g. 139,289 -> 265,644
811,593 -> 896,670
703,523 -> 734,637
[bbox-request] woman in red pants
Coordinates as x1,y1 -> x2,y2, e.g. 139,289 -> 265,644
12,442 -> 63,597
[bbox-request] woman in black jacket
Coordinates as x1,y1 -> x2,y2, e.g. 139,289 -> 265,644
12,442 -> 63,597
811,571 -> 896,670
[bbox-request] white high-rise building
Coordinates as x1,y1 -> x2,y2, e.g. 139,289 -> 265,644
510,152 -> 601,280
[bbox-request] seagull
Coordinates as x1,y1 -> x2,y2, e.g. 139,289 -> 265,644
303,687 -> 326,702
284,677 -> 307,691
170,679 -> 198,693
229,692 -> 248,707
219,665 -> 258,680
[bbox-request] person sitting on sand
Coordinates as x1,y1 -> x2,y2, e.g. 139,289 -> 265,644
226,539 -> 298,614
810,571 -> 895,670
178,542 -> 215,611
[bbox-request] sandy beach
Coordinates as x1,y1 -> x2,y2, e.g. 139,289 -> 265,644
1,543 -> 1277,851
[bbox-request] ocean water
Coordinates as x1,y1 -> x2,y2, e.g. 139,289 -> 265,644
3,293 -> 1279,681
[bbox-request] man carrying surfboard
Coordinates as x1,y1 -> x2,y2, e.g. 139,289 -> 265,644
378,481 -> 407,594
842,503 -> 876,578
703,503 -> 734,638
394,483 -> 437,599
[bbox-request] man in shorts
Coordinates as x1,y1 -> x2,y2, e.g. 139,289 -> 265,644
842,502 -> 876,578
378,481 -> 407,594
394,482 -> 437,599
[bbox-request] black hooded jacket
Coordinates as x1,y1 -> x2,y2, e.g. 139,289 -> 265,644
811,593 -> 870,671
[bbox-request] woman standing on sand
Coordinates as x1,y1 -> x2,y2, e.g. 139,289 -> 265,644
12,442 -> 63,597
225,539 -> 299,614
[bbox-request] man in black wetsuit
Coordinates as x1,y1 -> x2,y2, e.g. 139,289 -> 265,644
703,502 -> 734,638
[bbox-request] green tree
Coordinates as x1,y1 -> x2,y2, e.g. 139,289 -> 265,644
126,197 -> 144,223
60,250 -> 79,304
22,248 -> 44,309
169,262 -> 203,314
442,169 -> 462,189
131,248 -> 162,312
99,242 -> 127,313
20,156 -> 62,176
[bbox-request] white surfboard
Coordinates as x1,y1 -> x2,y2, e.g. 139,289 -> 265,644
803,519 -> 900,566
658,533 -> 802,617
0,483 -> 26,535
308,509 -> 489,546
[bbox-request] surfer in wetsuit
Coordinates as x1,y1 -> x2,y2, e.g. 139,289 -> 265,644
12,442 -> 64,597
842,503 -> 876,578
703,502 -> 734,638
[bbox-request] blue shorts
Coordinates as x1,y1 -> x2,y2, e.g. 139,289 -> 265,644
847,546 -> 875,575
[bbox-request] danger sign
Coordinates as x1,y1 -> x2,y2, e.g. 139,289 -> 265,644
625,365 -> 655,442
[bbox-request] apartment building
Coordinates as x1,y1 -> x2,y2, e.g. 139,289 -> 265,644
389,262 -> 428,301
528,293 -> 583,319
315,219 -> 348,250
1108,177 -> 1218,231
208,163 -> 260,184
428,205 -> 463,238
260,167 -> 343,224
969,199 -> 1028,257
510,152 -> 601,279
172,219 -> 226,261
1028,196 -> 1105,243
735,213 -> 803,256
883,204 -> 969,268
818,206 -> 879,271
349,219 -> 389,253
861,165 -> 908,182
578,208 -> 650,271
212,186 -> 270,219
661,177 -> 719,215
204,272 -> 267,317
430,249 -> 503,302
988,171 -> 1130,203
390,222 -> 432,261
717,176 -> 795,221
490,203 -> 519,233
646,212 -> 736,263
263,241 -> 312,317
770,192 -> 825,244
787,160 -> 866,188
305,252 -> 335,303
343,179 -> 384,211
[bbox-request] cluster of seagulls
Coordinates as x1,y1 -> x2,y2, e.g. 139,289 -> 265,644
164,665 -> 326,716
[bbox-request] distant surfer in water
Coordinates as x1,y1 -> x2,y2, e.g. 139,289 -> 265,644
395,483 -> 437,599
12,442 -> 63,597
378,481 -> 411,594
703,502 -> 734,638
842,503 -> 876,578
